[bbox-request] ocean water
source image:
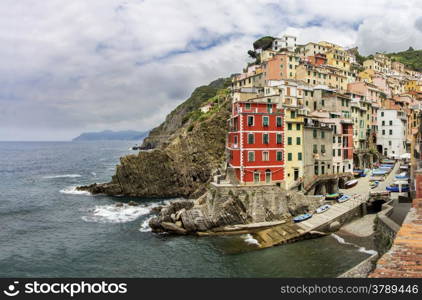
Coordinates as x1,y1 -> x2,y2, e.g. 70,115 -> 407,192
0,141 -> 371,278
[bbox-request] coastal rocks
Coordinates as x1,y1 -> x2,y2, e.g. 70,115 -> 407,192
149,184 -> 324,235
329,221 -> 341,232
78,97 -> 231,199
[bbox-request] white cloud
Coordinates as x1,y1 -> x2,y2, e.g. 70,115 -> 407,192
0,0 -> 421,140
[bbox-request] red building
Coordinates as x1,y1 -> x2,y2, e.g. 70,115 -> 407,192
227,100 -> 285,184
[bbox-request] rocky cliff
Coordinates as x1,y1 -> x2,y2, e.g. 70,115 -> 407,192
78,79 -> 231,198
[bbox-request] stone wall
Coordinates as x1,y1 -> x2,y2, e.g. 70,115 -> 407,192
339,253 -> 378,278
369,198 -> 422,278
373,202 -> 400,255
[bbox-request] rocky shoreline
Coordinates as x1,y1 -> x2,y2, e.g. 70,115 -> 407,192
147,184 -> 325,235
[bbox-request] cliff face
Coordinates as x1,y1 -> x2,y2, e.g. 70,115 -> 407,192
79,82 -> 231,198
141,78 -> 230,150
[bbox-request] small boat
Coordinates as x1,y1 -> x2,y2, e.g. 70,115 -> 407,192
380,164 -> 393,168
381,159 -> 395,164
344,179 -> 358,189
338,194 -> 351,203
353,169 -> 365,177
372,169 -> 388,176
386,183 -> 410,192
293,213 -> 313,223
369,181 -> 379,189
316,204 -> 331,214
395,172 -> 408,179
325,193 -> 340,200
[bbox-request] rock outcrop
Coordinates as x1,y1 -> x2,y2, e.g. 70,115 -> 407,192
149,184 -> 325,234
78,79 -> 231,198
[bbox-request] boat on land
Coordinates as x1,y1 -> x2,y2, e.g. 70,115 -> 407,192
386,182 -> 409,192
381,159 -> 395,164
293,213 -> 313,223
395,172 -> 408,180
344,179 -> 358,189
369,181 -> 379,189
315,204 -> 331,214
372,169 -> 388,176
353,169 -> 365,177
325,193 -> 340,200
337,194 -> 351,203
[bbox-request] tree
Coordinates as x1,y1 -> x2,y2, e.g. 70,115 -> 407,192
247,50 -> 257,59
408,46 -> 415,51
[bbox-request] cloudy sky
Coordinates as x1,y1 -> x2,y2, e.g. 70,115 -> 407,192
2,0 -> 422,141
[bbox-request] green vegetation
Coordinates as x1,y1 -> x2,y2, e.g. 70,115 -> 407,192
253,36 -> 275,50
387,47 -> 422,71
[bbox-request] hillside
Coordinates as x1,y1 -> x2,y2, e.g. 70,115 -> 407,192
140,77 -> 231,149
72,130 -> 148,141
387,47 -> 422,72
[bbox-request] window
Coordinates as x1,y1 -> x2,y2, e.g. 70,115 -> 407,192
298,152 -> 302,161
263,133 -> 269,144
389,120 -> 393,126
267,104 -> 272,113
248,133 -> 254,144
313,129 -> 317,138
288,153 -> 293,161
247,116 -> 254,126
389,141 -> 392,146
288,123 -> 292,130
287,137 -> 292,145
234,135 -> 238,145
296,124 -> 301,130
382,121 -> 385,126
248,151 -> 255,162
313,144 -> 318,154
321,99 -> 325,107
338,149 -> 341,156
263,116 -> 269,127
381,112 -> 384,117
389,129 -> 393,135
321,131 -> 325,138
276,151 -> 283,161
321,144 -> 326,153
291,111 -> 296,118
382,130 -> 385,135
277,133 -> 282,144
333,149 -> 335,156
245,103 -> 251,110
263,151 -> 269,161
314,163 -> 319,175
296,137 -> 301,145
276,116 -> 282,127
321,165 -> 325,174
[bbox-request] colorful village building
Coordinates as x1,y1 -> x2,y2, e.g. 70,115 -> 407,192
227,100 -> 285,184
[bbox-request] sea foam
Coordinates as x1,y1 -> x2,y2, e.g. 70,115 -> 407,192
331,234 -> 377,256
241,234 -> 260,246
139,216 -> 154,232
44,174 -> 82,179
60,186 -> 91,196
82,199 -> 177,224
82,204 -> 150,224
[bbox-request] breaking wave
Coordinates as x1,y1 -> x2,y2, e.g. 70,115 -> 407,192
43,174 -> 82,179
331,234 -> 377,256
241,234 -> 260,246
82,199 -> 178,224
60,186 -> 91,196
139,216 -> 154,232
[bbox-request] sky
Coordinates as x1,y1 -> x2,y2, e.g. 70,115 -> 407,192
2,0 -> 422,141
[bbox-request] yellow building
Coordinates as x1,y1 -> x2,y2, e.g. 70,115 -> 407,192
296,65 -> 348,91
404,80 -> 422,92
284,107 -> 305,190
358,69 -> 375,83
325,48 -> 351,71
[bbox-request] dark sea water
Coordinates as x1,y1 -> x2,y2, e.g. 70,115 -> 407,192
0,141 -> 372,278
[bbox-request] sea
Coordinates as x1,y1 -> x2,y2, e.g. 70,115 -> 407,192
0,141 -> 374,277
